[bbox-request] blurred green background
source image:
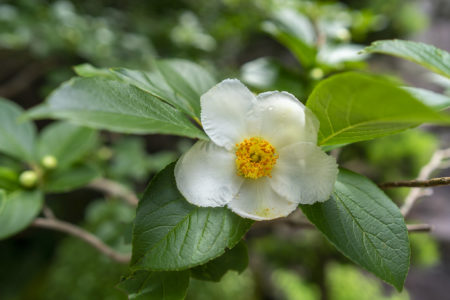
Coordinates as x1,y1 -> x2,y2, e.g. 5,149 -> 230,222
0,0 -> 449,299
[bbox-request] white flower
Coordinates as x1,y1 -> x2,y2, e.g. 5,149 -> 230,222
175,79 -> 338,220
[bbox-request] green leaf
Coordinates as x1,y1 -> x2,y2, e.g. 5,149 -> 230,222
112,59 -> 216,119
306,72 -> 449,146
0,190 -> 43,240
191,240 -> 248,282
131,163 -> 253,271
0,98 -> 37,162
73,63 -> 116,79
0,167 -> 20,191
26,77 -> 207,140
117,271 -> 190,300
403,87 -> 450,111
38,122 -> 98,169
300,169 -> 410,291
362,40 -> 450,78
44,164 -> 100,193
263,9 -> 316,67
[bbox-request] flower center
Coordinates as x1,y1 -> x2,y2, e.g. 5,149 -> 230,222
235,137 -> 278,179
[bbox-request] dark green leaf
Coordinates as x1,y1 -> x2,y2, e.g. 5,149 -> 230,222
26,77 -> 207,140
403,87 -> 450,111
306,72 -> 449,146
0,98 -> 37,162
131,163 -> 253,271
117,271 -> 190,300
0,167 -> 20,191
112,59 -> 216,119
44,164 -> 99,193
191,240 -> 248,282
362,40 -> 450,78
300,169 -> 410,291
38,122 -> 98,169
0,190 -> 43,240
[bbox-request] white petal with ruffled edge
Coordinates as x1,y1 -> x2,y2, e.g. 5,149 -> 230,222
228,178 -> 298,220
201,79 -> 257,150
270,142 -> 338,204
175,141 -> 243,207
255,91 -> 319,148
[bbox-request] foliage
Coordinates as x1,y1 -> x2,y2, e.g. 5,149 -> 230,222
272,269 -> 320,300
363,40 -> 450,79
306,72 -> 448,146
409,233 -> 440,267
118,271 -> 190,300
301,169 -> 410,291
0,190 -> 43,239
131,163 -> 253,271
0,0 -> 448,299
326,263 -> 410,300
36,200 -> 134,300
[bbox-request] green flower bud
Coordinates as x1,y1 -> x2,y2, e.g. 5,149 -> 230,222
336,28 -> 351,42
19,170 -> 38,188
309,67 -> 324,80
41,155 -> 58,169
97,146 -> 113,160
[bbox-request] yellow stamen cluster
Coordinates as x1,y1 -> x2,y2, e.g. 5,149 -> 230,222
235,137 -> 278,179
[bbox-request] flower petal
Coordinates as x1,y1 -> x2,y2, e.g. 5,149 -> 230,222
201,79 -> 258,150
256,91 -> 319,148
228,178 -> 298,220
270,142 -> 338,204
175,141 -> 243,207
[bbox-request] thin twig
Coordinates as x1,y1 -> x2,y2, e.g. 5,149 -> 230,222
401,148 -> 450,216
252,217 -> 431,235
42,205 -> 56,219
32,217 -> 131,264
379,177 -> 450,189
407,224 -> 433,233
0,58 -> 57,98
88,178 -> 139,206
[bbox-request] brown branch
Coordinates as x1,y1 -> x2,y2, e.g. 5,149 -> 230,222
251,217 -> 431,234
379,177 -> 450,189
407,224 -> 433,233
401,148 -> 450,217
88,178 -> 139,206
32,217 -> 131,264
0,58 -> 57,98
42,205 -> 56,219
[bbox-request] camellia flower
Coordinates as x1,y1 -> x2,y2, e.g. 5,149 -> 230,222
175,79 -> 338,220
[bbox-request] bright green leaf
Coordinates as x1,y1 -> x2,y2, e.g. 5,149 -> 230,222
26,77 -> 207,140
0,98 -> 37,162
403,87 -> 450,111
0,190 -> 43,240
131,163 -> 253,271
112,59 -> 216,119
38,122 -> 98,169
306,72 -> 449,146
73,63 -> 116,79
191,240 -> 248,282
0,167 -> 20,191
362,40 -> 450,78
117,271 -> 190,300
300,169 -> 410,291
44,164 -> 99,193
